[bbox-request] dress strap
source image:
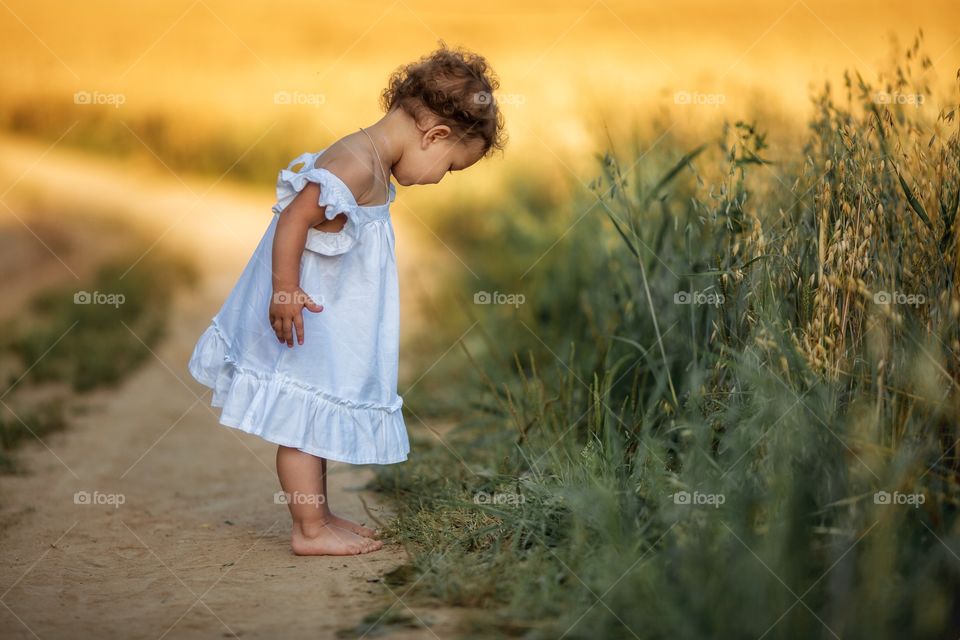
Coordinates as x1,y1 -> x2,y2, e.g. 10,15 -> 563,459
358,126 -> 389,203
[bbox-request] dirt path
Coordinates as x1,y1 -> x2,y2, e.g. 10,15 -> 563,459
0,135 -> 457,639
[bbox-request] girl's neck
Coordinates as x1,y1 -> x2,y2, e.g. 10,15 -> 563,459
361,108 -> 408,174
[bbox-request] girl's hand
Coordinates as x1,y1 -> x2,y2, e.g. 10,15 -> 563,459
269,286 -> 323,347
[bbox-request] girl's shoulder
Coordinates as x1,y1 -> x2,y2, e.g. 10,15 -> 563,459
310,137 -> 379,207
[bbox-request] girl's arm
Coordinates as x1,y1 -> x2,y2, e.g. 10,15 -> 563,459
269,182 -> 343,347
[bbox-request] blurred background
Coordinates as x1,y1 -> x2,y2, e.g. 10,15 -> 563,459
3,0 -> 959,206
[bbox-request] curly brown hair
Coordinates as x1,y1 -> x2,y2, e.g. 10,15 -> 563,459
380,41 -> 507,158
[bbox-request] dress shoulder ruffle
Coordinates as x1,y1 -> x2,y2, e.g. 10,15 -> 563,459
271,151 -> 361,256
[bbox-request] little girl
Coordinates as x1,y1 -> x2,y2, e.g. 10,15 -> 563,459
187,43 -> 506,556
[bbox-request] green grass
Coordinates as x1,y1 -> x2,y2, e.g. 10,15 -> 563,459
0,235 -> 198,473
0,401 -> 66,474
373,33 -> 960,639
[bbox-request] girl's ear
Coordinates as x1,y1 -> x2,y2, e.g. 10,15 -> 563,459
423,124 -> 451,147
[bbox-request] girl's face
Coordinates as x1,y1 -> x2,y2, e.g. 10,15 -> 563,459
392,124 -> 486,186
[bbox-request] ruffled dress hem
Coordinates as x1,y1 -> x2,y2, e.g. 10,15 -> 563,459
188,319 -> 409,465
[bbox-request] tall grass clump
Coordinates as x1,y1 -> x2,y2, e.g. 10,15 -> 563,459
373,33 -> 960,639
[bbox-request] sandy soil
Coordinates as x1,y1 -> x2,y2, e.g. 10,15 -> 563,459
0,134 -> 458,639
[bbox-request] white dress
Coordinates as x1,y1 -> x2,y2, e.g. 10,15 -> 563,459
187,148 -> 409,464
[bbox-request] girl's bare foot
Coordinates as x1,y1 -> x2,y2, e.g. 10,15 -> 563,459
328,512 -> 380,539
291,520 -> 384,556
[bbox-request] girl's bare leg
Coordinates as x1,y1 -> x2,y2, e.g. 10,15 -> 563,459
276,445 -> 383,555
320,457 -> 381,539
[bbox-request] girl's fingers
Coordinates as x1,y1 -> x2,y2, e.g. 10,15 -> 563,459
293,312 -> 304,345
271,310 -> 309,346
